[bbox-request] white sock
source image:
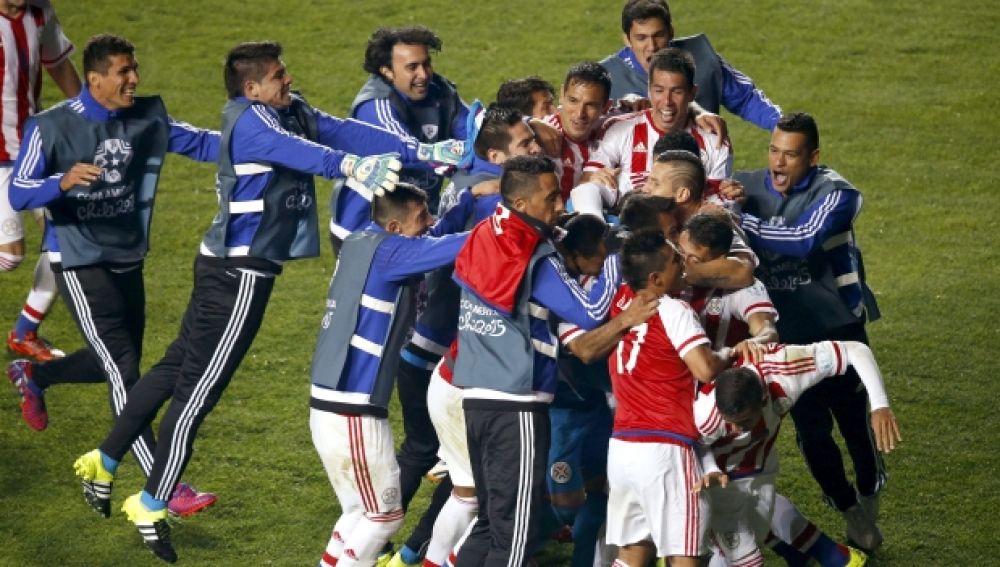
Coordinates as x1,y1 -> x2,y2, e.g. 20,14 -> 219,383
426,492 -> 478,565
338,510 -> 404,567
25,254 -> 57,315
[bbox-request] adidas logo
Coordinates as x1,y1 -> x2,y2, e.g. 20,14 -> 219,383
632,142 -> 647,152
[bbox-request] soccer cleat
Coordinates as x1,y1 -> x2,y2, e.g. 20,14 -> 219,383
383,550 -> 418,567
73,449 -> 115,518
122,493 -> 177,563
843,502 -> 884,552
425,460 -> 449,485
167,482 -> 218,518
846,546 -> 868,566
374,547 -> 394,567
7,358 -> 47,431
7,330 -> 65,362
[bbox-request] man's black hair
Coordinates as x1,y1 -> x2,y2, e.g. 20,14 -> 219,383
363,26 -> 442,77
683,213 -> 734,260
715,367 -> 765,417
561,214 -> 609,258
500,155 -> 556,203
622,228 -> 672,290
619,193 -> 676,232
474,104 -> 524,159
224,41 -> 283,98
652,130 -> 700,156
776,112 -> 820,153
371,182 -> 428,226
648,47 -> 695,89
563,61 -> 612,103
496,76 -> 556,117
621,0 -> 672,35
83,34 -> 135,77
655,149 -> 706,201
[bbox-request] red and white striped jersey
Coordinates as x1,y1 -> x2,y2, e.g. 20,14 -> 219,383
583,109 -> 731,196
543,113 -> 603,201
694,341 -> 848,478
0,0 -> 73,161
684,279 -> 776,349
609,284 -> 709,445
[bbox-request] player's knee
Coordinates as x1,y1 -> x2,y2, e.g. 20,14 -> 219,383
0,251 -> 24,271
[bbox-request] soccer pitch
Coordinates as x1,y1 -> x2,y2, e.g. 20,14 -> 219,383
1,0 -> 996,564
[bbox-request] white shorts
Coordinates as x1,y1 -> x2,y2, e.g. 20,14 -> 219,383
310,409 -> 403,516
706,474 -> 775,563
606,438 -> 708,557
427,365 -> 474,487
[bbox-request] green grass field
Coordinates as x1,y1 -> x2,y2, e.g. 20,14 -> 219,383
1,1 -> 997,565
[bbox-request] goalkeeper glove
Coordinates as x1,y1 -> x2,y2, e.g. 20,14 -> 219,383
340,153 -> 401,197
417,140 -> 472,167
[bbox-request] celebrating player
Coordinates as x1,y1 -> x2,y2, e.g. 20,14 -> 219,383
600,0 -> 781,130
693,341 -> 901,565
577,48 -> 732,215
8,34 -> 220,518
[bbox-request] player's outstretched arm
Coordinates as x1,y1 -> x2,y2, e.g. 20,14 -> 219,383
843,341 -> 902,453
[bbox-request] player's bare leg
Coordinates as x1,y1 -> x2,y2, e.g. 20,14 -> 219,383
614,540 -> 655,566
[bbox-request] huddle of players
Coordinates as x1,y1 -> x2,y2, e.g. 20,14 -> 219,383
312,2 -> 903,567
3,0 -> 903,565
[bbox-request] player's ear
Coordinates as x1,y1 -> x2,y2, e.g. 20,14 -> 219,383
243,78 -> 259,100
676,185 -> 691,204
385,218 -> 402,234
808,147 -> 820,168
486,148 -> 505,166
379,66 -> 394,83
510,195 -> 528,214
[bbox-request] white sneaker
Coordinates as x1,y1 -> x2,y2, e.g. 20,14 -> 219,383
843,502 -> 884,551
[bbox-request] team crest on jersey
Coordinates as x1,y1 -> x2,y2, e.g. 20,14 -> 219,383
381,487 -> 400,506
93,139 -> 133,184
706,297 -> 724,316
550,461 -> 572,484
1,218 -> 17,236
422,124 -> 439,140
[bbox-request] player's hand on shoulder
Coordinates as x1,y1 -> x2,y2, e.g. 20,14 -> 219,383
618,288 -> 659,328
692,471 -> 729,493
60,163 -> 103,191
693,110 -> 729,149
870,407 -> 902,454
341,153 -> 401,197
733,339 -> 766,363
